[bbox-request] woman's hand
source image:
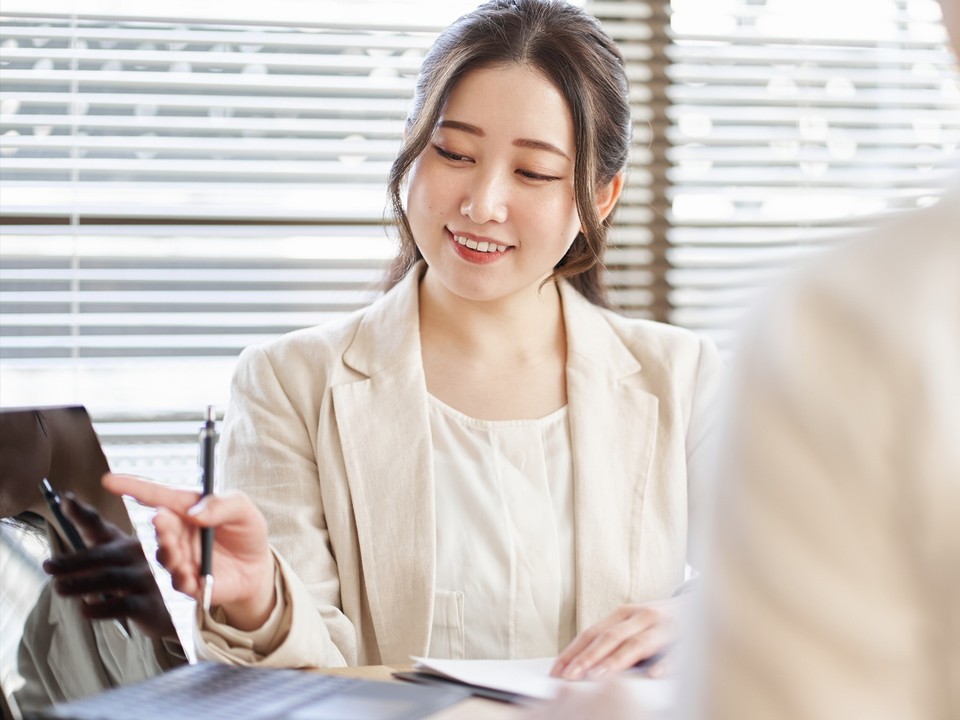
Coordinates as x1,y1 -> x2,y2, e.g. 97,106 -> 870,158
102,473 -> 277,631
41,492 -> 176,639
550,598 -> 683,681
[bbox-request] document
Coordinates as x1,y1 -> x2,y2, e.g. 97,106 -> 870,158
410,656 -> 676,709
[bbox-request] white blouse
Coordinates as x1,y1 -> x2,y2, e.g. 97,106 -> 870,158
427,394 -> 577,660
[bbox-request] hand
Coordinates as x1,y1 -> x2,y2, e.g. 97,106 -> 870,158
102,473 -> 277,631
41,492 -> 176,639
550,599 -> 682,681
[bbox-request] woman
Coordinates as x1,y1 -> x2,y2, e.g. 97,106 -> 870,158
107,0 -> 722,681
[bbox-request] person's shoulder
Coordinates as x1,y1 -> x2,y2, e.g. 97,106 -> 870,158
562,286 -> 719,385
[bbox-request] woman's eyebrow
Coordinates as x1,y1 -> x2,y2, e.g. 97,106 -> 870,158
437,119 -> 570,161
438,119 -> 483,136
513,137 -> 570,161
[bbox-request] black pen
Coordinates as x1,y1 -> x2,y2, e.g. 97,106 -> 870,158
198,405 -> 217,613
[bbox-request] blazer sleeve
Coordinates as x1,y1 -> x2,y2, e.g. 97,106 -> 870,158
196,343 -> 357,668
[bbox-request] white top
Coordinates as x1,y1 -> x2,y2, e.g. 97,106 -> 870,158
427,394 -> 577,660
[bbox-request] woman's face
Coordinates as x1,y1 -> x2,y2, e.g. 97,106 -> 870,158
406,63 -> 583,304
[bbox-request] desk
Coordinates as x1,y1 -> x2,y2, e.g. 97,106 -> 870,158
319,664 -> 527,720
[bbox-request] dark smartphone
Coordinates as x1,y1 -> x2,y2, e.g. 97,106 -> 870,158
38,477 -> 87,551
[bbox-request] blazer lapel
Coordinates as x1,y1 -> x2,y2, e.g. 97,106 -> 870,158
561,283 -> 660,631
331,266 -> 436,663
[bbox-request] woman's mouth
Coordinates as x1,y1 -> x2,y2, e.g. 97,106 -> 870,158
452,234 -> 509,254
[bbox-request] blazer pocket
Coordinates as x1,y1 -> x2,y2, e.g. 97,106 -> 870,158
430,590 -> 465,660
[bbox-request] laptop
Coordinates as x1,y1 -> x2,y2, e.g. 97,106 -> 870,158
0,406 -> 469,720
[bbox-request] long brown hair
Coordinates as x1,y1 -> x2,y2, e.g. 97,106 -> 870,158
385,0 -> 631,306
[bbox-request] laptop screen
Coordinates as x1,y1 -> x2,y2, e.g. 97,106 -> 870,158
0,406 -> 188,718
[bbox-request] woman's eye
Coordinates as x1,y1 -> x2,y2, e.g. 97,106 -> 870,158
434,145 -> 470,162
518,169 -> 560,182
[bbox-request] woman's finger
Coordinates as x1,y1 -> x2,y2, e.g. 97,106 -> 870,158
103,473 -> 201,516
185,491 -> 268,537
551,630 -> 600,678
152,508 -> 201,598
564,618 -> 653,680
553,605 -> 664,680
583,625 -> 672,680
552,614 -> 620,677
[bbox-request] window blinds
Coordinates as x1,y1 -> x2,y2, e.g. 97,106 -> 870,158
0,5 -> 462,444
588,0 -> 959,351
0,3 -> 480,468
1,0 -> 958,460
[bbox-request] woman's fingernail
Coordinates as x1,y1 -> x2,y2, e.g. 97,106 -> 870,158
587,665 -> 608,681
187,497 -> 209,516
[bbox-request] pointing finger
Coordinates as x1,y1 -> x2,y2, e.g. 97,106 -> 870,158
103,473 -> 201,516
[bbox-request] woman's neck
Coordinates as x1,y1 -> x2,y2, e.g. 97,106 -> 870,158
417,270 -> 568,420
418,271 -> 565,365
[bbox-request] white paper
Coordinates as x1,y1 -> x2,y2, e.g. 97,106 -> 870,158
412,656 -> 563,700
411,656 -> 676,709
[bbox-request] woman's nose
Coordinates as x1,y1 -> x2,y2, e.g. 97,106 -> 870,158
459,171 -> 508,225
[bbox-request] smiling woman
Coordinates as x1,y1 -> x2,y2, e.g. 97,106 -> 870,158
97,0 -> 725,684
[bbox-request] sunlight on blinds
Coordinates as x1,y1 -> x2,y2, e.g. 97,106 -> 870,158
663,0 -> 959,349
1,0 -> 957,454
0,5 -> 453,429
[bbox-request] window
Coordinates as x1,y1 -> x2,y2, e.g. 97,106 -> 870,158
0,1 -> 481,473
1,0 -> 958,472
589,0 -> 958,351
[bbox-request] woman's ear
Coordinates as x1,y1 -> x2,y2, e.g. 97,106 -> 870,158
594,172 -> 625,222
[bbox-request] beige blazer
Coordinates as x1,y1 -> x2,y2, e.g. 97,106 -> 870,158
211,264 -> 722,668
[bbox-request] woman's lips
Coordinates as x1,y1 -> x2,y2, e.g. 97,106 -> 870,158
451,233 -> 509,254
447,230 -> 512,264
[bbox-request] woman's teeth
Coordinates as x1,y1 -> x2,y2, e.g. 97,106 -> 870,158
454,235 -> 507,253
